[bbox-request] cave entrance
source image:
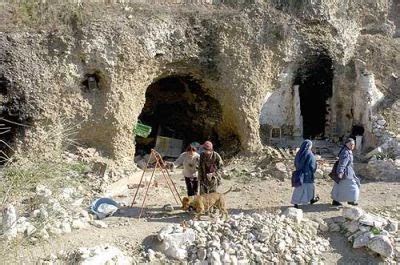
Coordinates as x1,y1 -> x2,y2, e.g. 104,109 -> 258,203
295,53 -> 333,139
135,76 -> 237,157
0,76 -> 29,164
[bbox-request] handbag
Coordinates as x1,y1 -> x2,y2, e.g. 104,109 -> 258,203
291,170 -> 303,187
329,160 -> 341,184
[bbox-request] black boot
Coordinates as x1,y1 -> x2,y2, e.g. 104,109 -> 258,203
348,201 -> 359,206
294,204 -> 299,209
310,196 -> 320,205
332,200 -> 342,206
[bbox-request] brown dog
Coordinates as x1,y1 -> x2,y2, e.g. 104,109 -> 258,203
182,187 -> 232,219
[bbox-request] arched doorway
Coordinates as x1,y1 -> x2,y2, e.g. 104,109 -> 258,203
135,75 -> 238,157
294,52 -> 334,139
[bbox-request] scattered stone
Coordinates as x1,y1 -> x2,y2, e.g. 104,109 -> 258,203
282,207 -> 303,223
149,212 -> 328,263
353,232 -> 373,248
342,207 -> 364,221
2,204 -> 18,240
368,235 -> 394,257
163,204 -> 174,212
89,220 -> 108,228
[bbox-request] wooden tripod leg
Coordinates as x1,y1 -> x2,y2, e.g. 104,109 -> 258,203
164,167 -> 182,204
158,161 -> 179,204
138,165 -> 157,218
131,153 -> 152,207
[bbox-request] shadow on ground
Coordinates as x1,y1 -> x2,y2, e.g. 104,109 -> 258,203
324,232 -> 381,265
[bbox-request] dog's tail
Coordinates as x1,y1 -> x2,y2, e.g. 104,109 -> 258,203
223,187 -> 233,195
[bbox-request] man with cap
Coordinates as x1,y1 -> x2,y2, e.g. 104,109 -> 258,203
198,141 -> 224,194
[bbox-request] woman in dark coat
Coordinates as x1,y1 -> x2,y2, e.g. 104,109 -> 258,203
331,138 -> 360,206
291,140 -> 319,208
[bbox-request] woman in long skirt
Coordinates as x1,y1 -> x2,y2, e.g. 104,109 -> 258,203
331,138 -> 360,206
291,140 -> 319,208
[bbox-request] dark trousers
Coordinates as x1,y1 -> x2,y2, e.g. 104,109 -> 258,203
185,178 -> 198,196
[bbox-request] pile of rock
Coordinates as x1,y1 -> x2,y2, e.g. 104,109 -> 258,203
38,245 -> 133,265
1,184 -> 108,242
328,206 -> 400,261
147,209 -> 330,263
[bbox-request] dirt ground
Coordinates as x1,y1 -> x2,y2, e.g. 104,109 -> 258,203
4,168 -> 400,264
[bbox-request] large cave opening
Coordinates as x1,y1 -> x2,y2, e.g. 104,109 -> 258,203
294,52 -> 334,139
135,76 -> 239,157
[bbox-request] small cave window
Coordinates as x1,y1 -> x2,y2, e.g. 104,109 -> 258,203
0,75 -> 10,96
81,73 -> 100,91
351,125 -> 365,138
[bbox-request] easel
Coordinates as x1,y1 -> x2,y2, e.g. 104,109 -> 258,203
131,149 -> 182,218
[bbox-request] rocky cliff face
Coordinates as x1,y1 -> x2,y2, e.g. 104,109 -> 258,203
0,0 -> 399,165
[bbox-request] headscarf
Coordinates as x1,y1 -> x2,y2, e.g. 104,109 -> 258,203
294,140 -> 313,170
339,138 -> 355,155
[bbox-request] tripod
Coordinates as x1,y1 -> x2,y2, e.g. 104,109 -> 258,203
131,149 -> 182,218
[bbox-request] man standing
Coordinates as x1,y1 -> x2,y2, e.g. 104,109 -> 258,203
198,141 -> 223,194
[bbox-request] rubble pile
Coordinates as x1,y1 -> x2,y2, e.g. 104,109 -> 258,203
328,206 -> 400,262
362,115 -> 400,180
37,245 -> 133,265
147,209 -> 330,263
1,184 -> 109,242
223,146 -> 333,182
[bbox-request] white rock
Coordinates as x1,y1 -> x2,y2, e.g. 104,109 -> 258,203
158,228 -> 196,260
163,204 -> 174,212
60,222 -> 72,234
60,187 -> 76,201
157,225 -> 174,241
210,251 -> 222,265
2,204 -> 18,239
197,247 -> 207,261
70,245 -> 132,264
367,235 -> 394,257
89,220 -> 108,228
342,207 -> 364,220
386,219 -> 398,232
359,213 -> 388,228
377,119 -> 386,126
282,208 -> 303,223
36,185 -> 52,202
353,232 -> 373,248
25,223 -> 37,237
344,221 -> 359,233
72,219 -> 87,229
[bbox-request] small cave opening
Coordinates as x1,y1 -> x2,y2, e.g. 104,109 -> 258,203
0,97 -> 30,164
350,125 -> 365,139
294,52 -> 333,139
135,76 -> 239,157
81,73 -> 101,91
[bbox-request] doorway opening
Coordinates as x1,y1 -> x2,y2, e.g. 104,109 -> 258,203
294,52 -> 333,139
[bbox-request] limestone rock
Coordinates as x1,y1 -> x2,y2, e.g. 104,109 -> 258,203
367,235 -> 394,257
89,220 -> 108,228
2,204 -> 18,239
353,232 -> 373,248
282,208 -> 303,223
359,213 -> 388,228
342,207 -> 364,221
